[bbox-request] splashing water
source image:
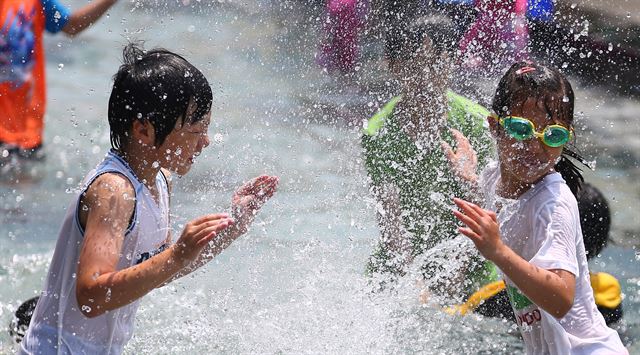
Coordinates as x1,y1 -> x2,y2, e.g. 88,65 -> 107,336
0,0 -> 638,353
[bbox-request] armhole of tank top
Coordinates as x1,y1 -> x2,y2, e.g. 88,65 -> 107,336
158,169 -> 170,202
74,170 -> 138,237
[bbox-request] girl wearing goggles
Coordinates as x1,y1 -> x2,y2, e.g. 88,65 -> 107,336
444,62 -> 627,354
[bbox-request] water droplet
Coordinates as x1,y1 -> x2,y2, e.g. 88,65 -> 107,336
562,96 -> 569,103
608,43 -> 613,51
152,161 -> 160,168
81,305 -> 92,313
58,63 -> 64,70
187,25 -> 196,32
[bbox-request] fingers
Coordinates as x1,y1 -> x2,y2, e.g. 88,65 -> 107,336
441,140 -> 454,162
453,209 -> 480,234
451,129 -> 470,148
458,226 -> 481,243
193,218 -> 235,247
453,198 -> 482,221
191,213 -> 231,226
238,175 -> 279,196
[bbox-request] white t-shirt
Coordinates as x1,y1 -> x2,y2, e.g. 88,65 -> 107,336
480,162 -> 627,355
21,150 -> 170,355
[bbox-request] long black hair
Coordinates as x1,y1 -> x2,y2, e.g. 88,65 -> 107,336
492,61 -> 586,196
108,42 -> 213,152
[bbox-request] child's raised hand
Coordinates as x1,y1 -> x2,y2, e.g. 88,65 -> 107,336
172,213 -> 235,265
231,175 -> 279,235
442,129 -> 478,184
452,198 -> 504,261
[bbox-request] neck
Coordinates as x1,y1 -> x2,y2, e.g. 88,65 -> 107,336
114,147 -> 160,191
400,82 -> 448,141
497,164 -> 533,199
497,164 -> 554,199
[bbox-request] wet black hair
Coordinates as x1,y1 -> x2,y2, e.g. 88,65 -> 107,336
577,183 -> 611,259
108,42 -> 213,151
492,61 -> 585,195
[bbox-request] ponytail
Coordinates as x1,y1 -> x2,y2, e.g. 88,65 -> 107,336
555,148 -> 586,196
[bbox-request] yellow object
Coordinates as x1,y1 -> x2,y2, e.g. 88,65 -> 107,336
444,280 -> 506,316
447,272 -> 622,317
590,272 -> 622,309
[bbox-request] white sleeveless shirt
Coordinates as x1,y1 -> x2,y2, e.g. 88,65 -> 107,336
21,150 -> 170,355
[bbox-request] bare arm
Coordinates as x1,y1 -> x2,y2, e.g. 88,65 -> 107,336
453,198 -> 576,317
75,174 -> 233,318
373,183 -> 412,266
160,175 -> 279,283
62,0 -> 118,36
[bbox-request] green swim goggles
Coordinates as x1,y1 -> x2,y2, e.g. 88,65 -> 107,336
493,115 -> 573,148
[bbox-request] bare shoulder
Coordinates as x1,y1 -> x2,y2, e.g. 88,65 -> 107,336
84,172 -> 135,203
79,173 -> 136,230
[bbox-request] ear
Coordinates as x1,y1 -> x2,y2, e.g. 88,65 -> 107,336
131,120 -> 156,147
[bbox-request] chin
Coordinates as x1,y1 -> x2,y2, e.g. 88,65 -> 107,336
500,155 -> 548,181
176,165 -> 192,176
513,163 -> 554,184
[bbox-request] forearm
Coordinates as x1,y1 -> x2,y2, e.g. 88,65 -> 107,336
491,244 -> 574,317
63,0 -> 117,35
77,245 -> 184,317
160,229 -> 240,285
375,184 -> 412,263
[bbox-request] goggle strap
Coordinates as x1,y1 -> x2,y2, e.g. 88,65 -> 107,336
563,148 -> 593,170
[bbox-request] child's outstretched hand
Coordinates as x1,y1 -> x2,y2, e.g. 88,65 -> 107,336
172,213 -> 235,266
442,129 -> 478,184
452,198 -> 504,261
231,175 -> 279,235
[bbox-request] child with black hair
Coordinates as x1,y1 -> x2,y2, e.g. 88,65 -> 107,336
446,61 -> 626,353
19,43 -> 278,354
361,11 -> 498,301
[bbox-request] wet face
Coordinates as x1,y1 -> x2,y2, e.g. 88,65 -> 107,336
493,98 -> 566,185
158,112 -> 211,176
388,36 -> 451,90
